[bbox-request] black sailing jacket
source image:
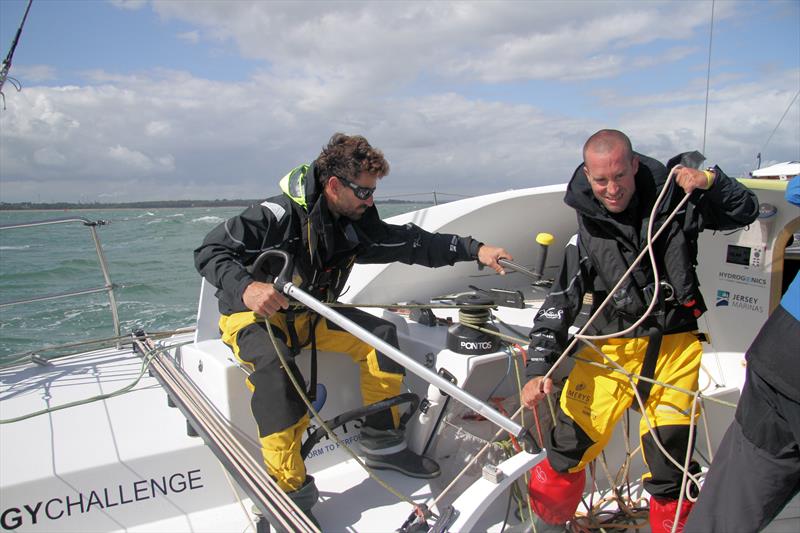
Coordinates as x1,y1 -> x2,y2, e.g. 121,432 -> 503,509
194,163 -> 482,315
526,152 -> 759,378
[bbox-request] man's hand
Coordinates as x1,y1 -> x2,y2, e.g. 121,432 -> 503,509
242,281 -> 290,317
521,376 -> 553,410
478,245 -> 513,275
673,165 -> 712,195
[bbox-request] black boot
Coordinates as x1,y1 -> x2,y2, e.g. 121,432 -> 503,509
360,427 -> 440,479
252,476 -> 320,531
286,475 -> 320,528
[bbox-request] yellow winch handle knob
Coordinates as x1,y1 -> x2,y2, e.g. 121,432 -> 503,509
536,233 -> 555,247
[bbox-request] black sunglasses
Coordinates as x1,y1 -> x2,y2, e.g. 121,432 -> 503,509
337,176 -> 376,200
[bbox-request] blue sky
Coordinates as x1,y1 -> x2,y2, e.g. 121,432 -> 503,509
1,0 -> 798,202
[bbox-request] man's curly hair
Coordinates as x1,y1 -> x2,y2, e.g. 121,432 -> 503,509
315,133 -> 390,185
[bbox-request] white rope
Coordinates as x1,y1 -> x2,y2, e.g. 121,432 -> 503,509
540,167 -> 691,392
577,337 -> 703,497
521,165 -> 714,527
219,462 -> 257,533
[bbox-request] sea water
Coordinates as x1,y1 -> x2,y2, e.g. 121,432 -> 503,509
0,204 -> 426,362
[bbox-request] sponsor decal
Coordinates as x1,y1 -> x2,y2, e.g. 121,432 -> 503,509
303,433 -> 361,459
717,271 -> 767,287
0,470 -> 204,530
537,307 -> 564,320
716,290 -> 729,307
460,340 -> 494,351
715,289 -> 763,313
303,418 -> 362,460
566,384 -> 591,405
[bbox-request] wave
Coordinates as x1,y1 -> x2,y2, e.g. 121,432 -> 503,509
0,245 -> 31,250
146,217 -> 185,225
191,216 -> 224,224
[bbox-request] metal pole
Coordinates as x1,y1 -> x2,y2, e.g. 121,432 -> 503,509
283,283 -> 525,438
88,225 -> 121,338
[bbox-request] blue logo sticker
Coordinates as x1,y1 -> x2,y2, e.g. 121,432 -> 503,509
716,290 -> 730,307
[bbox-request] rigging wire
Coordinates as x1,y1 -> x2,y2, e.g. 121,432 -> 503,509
760,89 -> 800,161
701,0 -> 715,156
0,0 -> 33,109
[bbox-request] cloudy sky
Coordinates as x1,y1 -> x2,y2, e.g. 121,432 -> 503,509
0,0 -> 798,203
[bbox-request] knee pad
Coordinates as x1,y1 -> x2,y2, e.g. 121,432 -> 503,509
528,458 -> 585,525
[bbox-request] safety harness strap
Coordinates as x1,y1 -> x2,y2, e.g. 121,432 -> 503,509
635,331 -> 663,406
284,310 -> 318,402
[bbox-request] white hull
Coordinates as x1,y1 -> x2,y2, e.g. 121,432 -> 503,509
2,180 -> 799,532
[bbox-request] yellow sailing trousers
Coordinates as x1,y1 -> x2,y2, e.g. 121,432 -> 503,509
546,332 -> 702,499
220,309 -> 404,491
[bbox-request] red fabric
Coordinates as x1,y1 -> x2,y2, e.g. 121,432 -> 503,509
528,458 -> 585,525
649,496 -> 694,533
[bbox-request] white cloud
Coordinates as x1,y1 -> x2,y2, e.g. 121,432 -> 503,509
33,146 -> 67,167
148,1 -> 728,87
3,62 -> 795,203
108,145 -> 155,171
146,120 -> 172,137
0,1 -> 797,203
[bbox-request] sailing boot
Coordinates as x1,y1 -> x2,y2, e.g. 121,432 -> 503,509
286,475 -> 321,528
649,496 -> 693,533
359,427 -> 440,478
527,458 -> 585,530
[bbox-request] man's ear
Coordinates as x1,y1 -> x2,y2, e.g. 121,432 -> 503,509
325,176 -> 338,195
583,165 -> 590,180
322,177 -> 336,202
631,156 -> 639,175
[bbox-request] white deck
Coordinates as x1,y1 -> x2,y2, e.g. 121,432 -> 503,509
2,180 -> 799,532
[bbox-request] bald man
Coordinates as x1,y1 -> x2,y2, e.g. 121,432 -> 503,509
520,129 -> 758,533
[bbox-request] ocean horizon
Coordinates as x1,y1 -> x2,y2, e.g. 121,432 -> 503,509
0,203 -> 427,362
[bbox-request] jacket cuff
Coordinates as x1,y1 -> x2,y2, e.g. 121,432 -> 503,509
525,359 -> 553,379
701,165 -> 729,201
234,274 -> 256,305
466,238 -> 483,260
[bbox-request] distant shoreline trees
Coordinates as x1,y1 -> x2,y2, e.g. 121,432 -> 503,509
0,198 -> 431,211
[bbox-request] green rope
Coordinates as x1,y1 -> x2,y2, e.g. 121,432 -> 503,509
0,338 -> 192,424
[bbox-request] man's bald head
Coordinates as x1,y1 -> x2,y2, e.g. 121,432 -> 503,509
582,129 -> 639,213
583,129 -> 634,164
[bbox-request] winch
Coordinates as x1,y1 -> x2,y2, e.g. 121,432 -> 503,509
446,293 -> 499,355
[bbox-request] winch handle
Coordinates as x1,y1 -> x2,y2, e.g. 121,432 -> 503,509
497,233 -> 554,281
252,249 -> 294,292
532,232 -> 554,280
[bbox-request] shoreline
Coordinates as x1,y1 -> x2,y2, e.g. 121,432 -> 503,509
0,198 -> 434,212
